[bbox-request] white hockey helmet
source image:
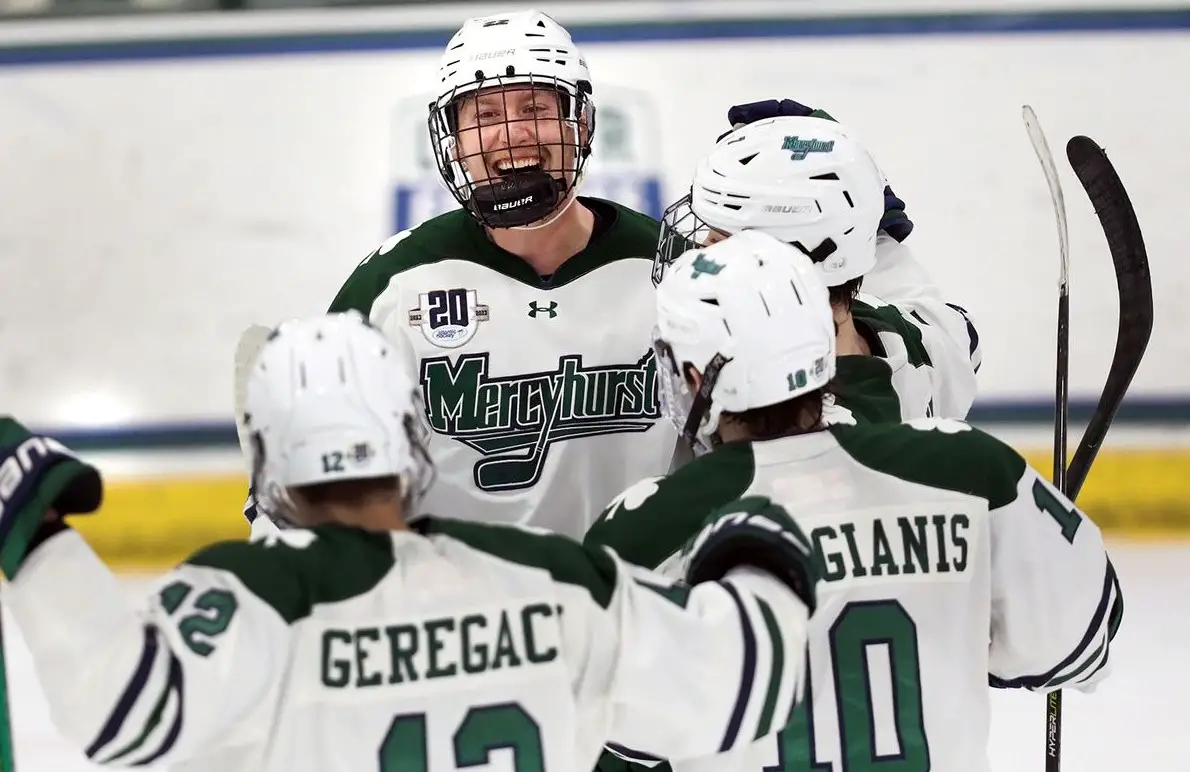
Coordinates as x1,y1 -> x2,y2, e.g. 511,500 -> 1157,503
242,311 -> 433,525
654,229 -> 837,453
655,116 -> 886,289
429,10 -> 596,229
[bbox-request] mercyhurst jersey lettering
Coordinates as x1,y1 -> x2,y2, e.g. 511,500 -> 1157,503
327,198 -> 674,538
7,517 -> 810,772
586,418 -> 1121,772
827,235 -> 982,426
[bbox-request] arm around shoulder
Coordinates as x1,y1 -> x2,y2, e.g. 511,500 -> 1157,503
595,496 -> 820,761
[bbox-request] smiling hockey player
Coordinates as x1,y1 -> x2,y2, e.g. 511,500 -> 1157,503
238,10 -> 676,540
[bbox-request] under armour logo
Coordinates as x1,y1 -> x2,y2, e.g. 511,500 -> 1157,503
528,301 -> 558,319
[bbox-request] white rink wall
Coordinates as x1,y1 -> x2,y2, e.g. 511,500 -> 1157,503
0,0 -> 1188,429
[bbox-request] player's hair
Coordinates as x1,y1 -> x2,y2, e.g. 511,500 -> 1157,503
293,476 -> 404,508
830,277 -> 863,311
722,382 -> 834,441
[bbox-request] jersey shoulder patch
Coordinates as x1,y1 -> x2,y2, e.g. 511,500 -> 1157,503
184,526 -> 396,624
829,419 -> 1026,508
328,209 -> 476,315
584,442 -> 756,569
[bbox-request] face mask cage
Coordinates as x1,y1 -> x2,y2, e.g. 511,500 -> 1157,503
401,390 -> 438,519
653,192 -> 725,286
428,75 -> 594,229
651,329 -> 731,458
250,430 -> 298,529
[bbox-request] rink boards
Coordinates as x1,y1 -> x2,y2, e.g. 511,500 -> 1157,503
64,422 -> 1190,570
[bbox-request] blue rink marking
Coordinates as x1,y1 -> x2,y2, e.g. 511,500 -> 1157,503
30,397 -> 1190,451
0,9 -> 1189,68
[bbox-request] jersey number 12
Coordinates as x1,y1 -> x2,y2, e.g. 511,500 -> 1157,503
379,703 -> 543,772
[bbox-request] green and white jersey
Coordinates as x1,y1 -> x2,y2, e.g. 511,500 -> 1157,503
8,516 -> 810,772
327,198 -> 675,539
587,418 -> 1121,772
827,235 -> 982,426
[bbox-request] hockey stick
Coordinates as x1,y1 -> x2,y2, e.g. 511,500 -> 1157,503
1063,135 -> 1153,501
667,435 -> 695,473
1022,106 -> 1071,498
234,325 -> 273,467
1023,110 -> 1154,772
1022,105 -> 1073,772
233,324 -> 273,528
1023,107 -> 1072,488
1044,134 -> 1151,772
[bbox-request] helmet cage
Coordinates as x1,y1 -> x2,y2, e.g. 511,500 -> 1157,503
652,328 -> 732,457
654,191 -> 721,286
428,74 -> 594,229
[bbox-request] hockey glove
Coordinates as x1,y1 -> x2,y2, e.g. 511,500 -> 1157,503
683,495 -> 819,613
0,417 -> 103,578
721,98 -> 915,243
725,97 -> 835,130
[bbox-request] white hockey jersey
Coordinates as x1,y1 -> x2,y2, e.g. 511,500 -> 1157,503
7,515 -> 810,772
321,198 -> 675,539
587,418 -> 1120,772
827,234 -> 982,426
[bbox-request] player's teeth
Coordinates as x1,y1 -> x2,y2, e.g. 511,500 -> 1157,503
496,157 -> 542,170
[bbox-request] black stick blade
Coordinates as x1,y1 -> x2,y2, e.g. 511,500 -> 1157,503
1063,136 -> 1155,499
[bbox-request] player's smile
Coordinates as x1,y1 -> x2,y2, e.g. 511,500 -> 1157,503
487,147 -> 551,180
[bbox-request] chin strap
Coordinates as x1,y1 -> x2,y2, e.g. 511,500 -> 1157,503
508,189 -> 579,231
680,352 -> 731,453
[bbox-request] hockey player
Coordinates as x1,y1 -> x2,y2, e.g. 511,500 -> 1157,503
587,231 -> 1121,772
1,312 -> 823,771
246,9 -> 674,540
653,114 -> 982,425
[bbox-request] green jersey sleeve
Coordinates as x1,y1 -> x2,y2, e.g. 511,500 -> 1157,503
584,443 -> 757,570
